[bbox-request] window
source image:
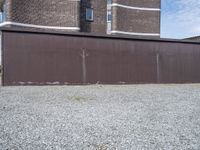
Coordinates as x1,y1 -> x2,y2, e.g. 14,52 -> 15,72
0,12 -> 3,23
107,0 -> 112,4
107,0 -> 112,34
0,2 -> 6,23
82,0 -> 88,3
86,8 -> 93,21
107,10 -> 112,22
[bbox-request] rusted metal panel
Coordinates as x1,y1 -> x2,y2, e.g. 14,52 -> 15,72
158,43 -> 200,83
2,30 -> 200,86
85,40 -> 157,84
3,32 -> 83,85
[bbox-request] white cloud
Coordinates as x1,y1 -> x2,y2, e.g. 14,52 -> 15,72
192,26 -> 200,33
161,0 -> 200,39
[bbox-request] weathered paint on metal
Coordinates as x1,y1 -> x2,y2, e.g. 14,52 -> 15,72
2,30 -> 200,86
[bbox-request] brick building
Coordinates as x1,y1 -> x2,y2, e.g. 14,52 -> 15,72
0,0 -> 160,37
0,0 -> 81,32
184,36 -> 200,41
110,0 -> 160,36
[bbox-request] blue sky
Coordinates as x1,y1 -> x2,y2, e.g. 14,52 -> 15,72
161,0 -> 200,39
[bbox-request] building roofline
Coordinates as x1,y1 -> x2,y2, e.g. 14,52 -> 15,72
184,35 -> 200,40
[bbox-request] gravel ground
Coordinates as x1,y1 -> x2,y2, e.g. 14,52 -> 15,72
0,84 -> 200,150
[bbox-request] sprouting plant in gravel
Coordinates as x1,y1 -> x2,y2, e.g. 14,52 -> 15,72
67,95 -> 86,102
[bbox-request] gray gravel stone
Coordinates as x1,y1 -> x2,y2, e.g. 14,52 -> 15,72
0,84 -> 200,150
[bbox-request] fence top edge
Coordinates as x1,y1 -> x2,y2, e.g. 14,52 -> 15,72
0,27 -> 199,45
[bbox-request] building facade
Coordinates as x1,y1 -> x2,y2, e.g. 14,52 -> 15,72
80,0 -> 107,34
0,0 -> 160,37
1,0 -> 80,32
110,0 -> 160,36
184,36 -> 200,41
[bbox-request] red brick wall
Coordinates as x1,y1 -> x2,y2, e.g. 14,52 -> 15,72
80,0 -> 107,34
4,0 -> 80,32
2,0 -> 160,36
111,0 -> 160,37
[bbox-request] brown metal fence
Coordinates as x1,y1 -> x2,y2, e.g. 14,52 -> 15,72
2,29 -> 200,86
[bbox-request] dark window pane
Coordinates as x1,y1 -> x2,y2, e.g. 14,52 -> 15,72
108,14 -> 112,21
86,8 -> 93,21
107,0 -> 112,4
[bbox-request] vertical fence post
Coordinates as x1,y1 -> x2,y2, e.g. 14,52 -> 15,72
81,49 -> 88,84
156,53 -> 160,83
0,32 -> 3,86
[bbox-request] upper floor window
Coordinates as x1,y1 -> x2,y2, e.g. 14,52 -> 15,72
86,8 -> 93,21
0,2 -> 6,23
0,12 -> 3,23
107,0 -> 112,34
107,0 -> 112,4
107,10 -> 112,22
